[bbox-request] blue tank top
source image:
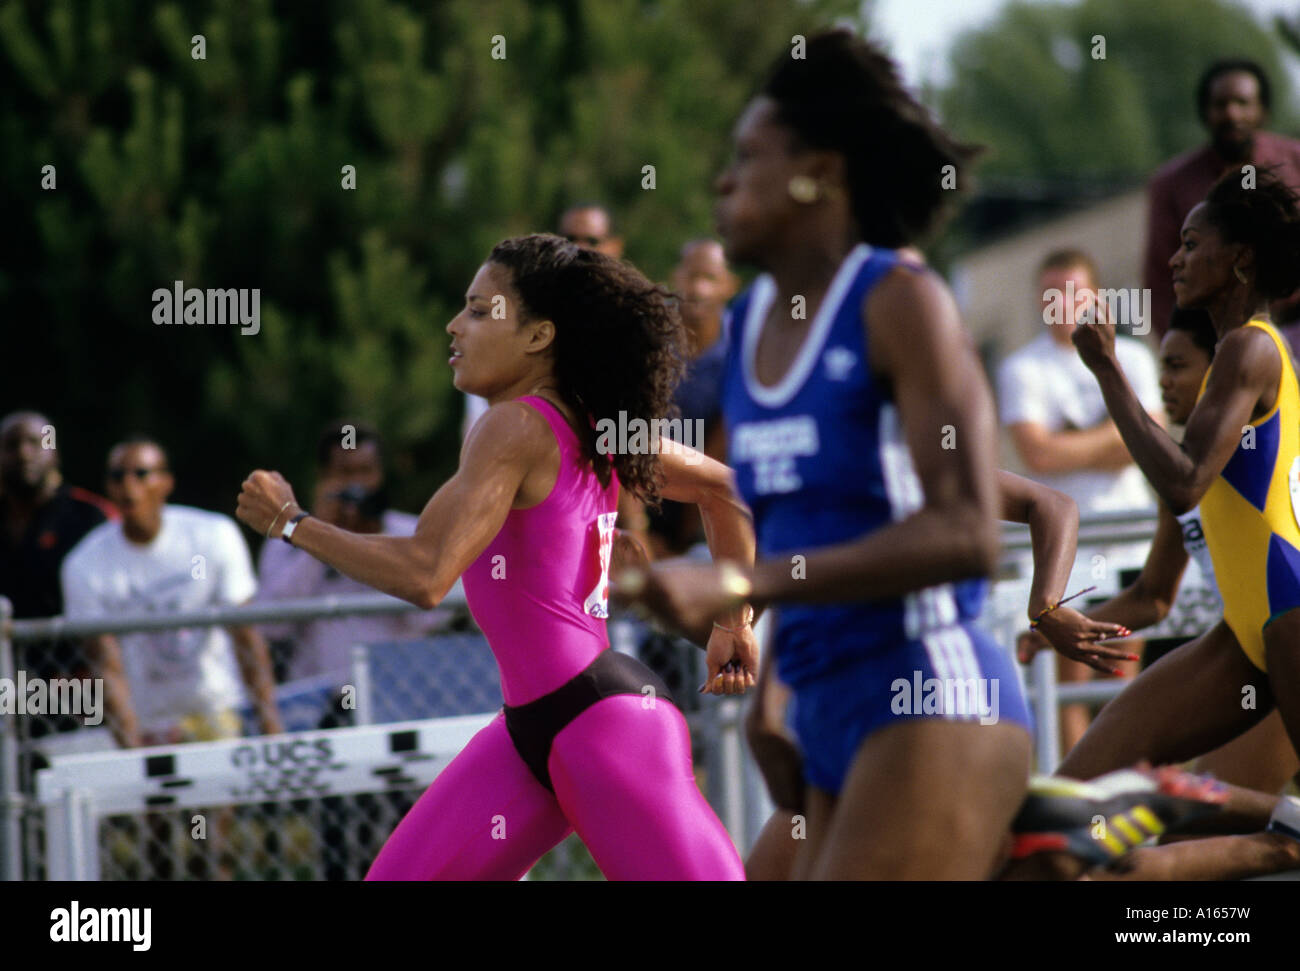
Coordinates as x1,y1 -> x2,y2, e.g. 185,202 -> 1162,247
721,244 -> 988,688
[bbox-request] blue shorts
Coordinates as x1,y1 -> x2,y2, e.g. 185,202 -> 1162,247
789,622 -> 1033,794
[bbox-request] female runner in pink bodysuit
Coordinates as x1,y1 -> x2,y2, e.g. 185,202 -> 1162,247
236,234 -> 757,880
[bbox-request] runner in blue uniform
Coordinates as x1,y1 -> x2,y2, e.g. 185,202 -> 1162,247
619,30 -> 1035,879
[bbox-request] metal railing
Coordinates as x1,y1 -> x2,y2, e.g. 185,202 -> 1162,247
1,585 -> 768,881
1000,507 -> 1163,552
998,508 -> 1203,773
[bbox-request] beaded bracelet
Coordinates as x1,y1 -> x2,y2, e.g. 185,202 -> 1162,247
1028,585 -> 1097,630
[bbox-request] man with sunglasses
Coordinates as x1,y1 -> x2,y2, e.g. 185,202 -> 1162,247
60,437 -> 282,749
256,421 -> 443,700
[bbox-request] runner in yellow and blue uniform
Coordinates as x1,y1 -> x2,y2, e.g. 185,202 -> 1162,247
1197,316 -> 1300,670
1064,168 -> 1300,799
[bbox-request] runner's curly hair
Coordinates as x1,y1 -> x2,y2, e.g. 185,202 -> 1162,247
488,234 -> 686,505
1203,167 -> 1300,300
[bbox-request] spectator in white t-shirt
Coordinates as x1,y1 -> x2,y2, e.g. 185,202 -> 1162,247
999,249 -> 1165,512
61,438 -> 282,748
997,249 -> 1165,752
257,422 -> 445,699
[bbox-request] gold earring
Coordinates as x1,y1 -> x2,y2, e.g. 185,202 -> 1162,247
788,175 -> 819,204
1234,266 -> 1248,285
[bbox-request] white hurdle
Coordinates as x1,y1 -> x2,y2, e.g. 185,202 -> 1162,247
35,712 -> 496,880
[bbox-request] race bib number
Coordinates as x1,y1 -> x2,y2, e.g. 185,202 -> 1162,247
583,512 -> 619,618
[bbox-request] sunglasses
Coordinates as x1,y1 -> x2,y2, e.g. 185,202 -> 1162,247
564,234 -> 606,248
107,466 -> 167,482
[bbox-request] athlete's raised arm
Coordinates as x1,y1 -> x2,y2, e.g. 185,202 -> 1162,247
656,442 -> 755,579
236,400 -> 550,609
1074,310 -> 1277,516
997,469 -> 1078,621
997,469 -> 1130,672
655,440 -> 759,691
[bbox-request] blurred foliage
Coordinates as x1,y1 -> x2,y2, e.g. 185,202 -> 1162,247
935,0 -> 1298,184
0,0 -> 863,523
23,0 -> 1288,524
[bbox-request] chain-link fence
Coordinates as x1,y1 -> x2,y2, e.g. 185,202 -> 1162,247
2,511 -> 1224,881
1,591 -> 763,881
19,630 -> 509,882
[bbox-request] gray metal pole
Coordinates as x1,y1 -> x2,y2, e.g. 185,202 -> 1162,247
741,733 -> 774,856
350,644 -> 372,726
716,698 -> 746,844
0,596 -> 24,880
1032,647 -> 1061,775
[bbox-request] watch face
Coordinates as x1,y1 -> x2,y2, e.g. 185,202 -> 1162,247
282,515 -> 305,543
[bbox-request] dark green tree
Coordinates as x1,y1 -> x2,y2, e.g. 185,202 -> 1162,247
0,0 -> 861,518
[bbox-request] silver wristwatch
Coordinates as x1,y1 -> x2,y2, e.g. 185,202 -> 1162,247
281,512 -> 310,545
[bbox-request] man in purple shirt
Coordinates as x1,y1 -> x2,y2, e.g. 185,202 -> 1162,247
256,421 -> 446,698
1145,59 -> 1300,339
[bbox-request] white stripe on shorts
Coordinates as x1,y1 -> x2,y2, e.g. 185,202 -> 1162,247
921,626 -> 982,719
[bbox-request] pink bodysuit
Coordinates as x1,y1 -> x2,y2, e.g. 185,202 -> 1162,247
364,396 -> 744,880
460,396 -> 618,706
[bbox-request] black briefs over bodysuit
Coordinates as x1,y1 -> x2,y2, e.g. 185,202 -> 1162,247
503,649 -> 677,792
